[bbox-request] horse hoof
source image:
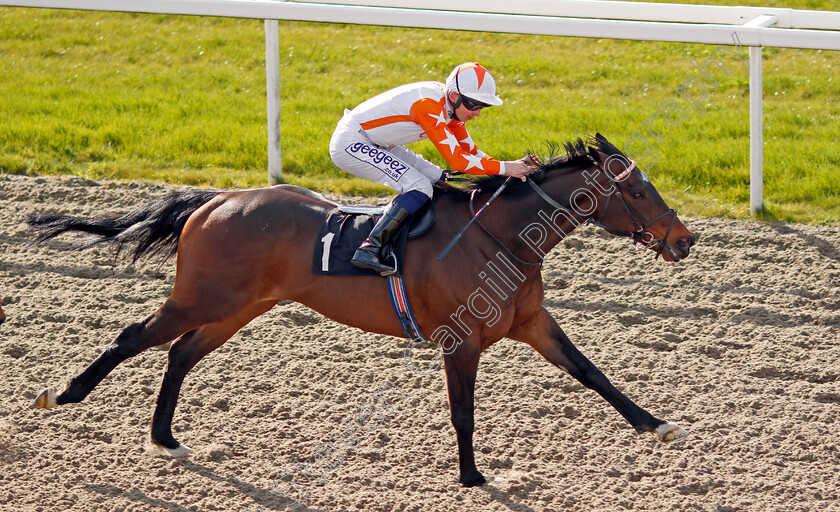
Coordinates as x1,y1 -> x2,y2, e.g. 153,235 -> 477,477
656,421 -> 687,442
33,388 -> 59,409
148,438 -> 194,458
459,470 -> 487,487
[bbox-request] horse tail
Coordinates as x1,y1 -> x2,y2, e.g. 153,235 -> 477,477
28,190 -> 220,264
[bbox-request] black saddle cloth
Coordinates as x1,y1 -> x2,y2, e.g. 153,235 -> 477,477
312,201 -> 434,277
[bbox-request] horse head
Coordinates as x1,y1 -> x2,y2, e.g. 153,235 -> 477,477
583,134 -> 695,262
531,133 -> 695,262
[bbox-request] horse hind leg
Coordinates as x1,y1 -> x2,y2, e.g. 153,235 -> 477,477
148,299 -> 277,458
33,301 -> 196,410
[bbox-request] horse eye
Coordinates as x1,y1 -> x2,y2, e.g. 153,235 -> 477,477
632,192 -> 644,200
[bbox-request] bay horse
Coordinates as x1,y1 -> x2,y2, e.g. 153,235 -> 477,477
29,134 -> 695,487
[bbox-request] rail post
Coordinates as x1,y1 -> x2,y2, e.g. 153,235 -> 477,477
265,19 -> 282,184
744,14 -> 778,215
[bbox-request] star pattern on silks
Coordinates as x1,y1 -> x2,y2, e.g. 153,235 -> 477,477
462,152 -> 485,171
459,135 -> 476,151
438,129 -> 460,155
428,110 -> 447,126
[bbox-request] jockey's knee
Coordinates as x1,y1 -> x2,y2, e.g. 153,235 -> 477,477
396,189 -> 431,214
400,177 -> 434,201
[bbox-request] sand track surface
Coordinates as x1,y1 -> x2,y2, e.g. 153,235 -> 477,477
1,174 -> 839,512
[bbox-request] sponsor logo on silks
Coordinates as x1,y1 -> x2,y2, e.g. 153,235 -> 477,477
345,142 -> 410,182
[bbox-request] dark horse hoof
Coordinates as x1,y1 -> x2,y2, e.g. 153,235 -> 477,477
460,470 -> 487,487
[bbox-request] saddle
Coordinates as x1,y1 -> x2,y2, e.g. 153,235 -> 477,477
312,200 -> 435,277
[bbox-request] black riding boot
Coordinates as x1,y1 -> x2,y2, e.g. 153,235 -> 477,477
352,201 -> 411,275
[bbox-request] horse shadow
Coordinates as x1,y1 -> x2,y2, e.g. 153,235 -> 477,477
176,459 -> 331,512
768,222 -> 840,264
83,459 -> 327,512
83,483 -> 196,512
84,458 -> 542,511
480,482 -> 540,512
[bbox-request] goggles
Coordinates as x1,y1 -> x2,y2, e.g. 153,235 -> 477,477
460,95 -> 490,111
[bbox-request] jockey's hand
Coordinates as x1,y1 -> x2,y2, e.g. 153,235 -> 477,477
504,156 -> 538,182
524,154 -> 541,167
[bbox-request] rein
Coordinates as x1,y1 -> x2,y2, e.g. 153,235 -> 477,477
437,176 -> 513,261
469,187 -> 543,267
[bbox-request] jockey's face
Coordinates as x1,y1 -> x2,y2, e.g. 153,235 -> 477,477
448,91 -> 486,122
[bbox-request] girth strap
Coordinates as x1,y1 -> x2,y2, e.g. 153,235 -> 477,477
387,275 -> 426,342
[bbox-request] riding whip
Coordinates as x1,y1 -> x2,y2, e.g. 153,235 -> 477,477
436,176 -> 512,261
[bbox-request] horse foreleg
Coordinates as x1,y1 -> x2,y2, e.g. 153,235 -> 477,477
34,301 -> 194,409
148,300 -> 277,458
509,307 -> 686,441
443,342 -> 485,487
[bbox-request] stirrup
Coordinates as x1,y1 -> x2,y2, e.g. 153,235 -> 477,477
379,249 -> 399,276
351,249 -> 390,272
351,247 -> 398,276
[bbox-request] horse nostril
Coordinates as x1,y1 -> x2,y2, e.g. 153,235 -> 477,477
676,236 -> 694,251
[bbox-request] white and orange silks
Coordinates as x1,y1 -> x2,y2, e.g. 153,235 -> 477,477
329,81 -> 506,198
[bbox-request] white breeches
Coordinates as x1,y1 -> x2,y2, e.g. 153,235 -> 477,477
329,113 -> 442,197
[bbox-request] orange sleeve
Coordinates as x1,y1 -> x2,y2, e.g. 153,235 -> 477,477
409,98 -> 504,175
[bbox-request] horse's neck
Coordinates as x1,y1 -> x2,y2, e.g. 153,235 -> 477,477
518,196 -> 581,261
486,173 -> 589,263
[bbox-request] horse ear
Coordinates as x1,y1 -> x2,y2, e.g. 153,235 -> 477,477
588,146 -> 602,163
591,133 -> 625,161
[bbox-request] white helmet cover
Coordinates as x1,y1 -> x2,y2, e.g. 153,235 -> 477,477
445,62 -> 503,106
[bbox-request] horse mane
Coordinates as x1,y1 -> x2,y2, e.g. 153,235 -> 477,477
435,133 -> 623,202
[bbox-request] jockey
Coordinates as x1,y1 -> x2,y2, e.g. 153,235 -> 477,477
330,62 -> 534,275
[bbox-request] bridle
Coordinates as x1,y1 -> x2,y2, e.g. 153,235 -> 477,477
582,160 -> 678,260
470,158 -> 679,265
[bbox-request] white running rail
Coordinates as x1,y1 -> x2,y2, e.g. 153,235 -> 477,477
3,0 -> 839,213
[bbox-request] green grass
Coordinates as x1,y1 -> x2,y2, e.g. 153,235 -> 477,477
1,2 -> 838,223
